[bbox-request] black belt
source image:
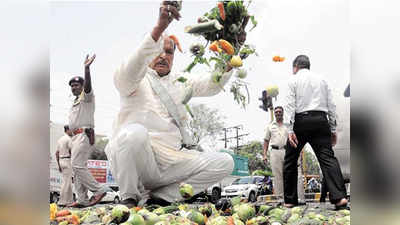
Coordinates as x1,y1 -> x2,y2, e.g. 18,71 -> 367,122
180,143 -> 197,150
295,110 -> 326,118
271,145 -> 285,150
60,156 -> 71,159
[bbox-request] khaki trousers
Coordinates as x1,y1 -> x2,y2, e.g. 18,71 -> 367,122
270,148 -> 305,201
58,159 -> 73,205
71,133 -> 106,205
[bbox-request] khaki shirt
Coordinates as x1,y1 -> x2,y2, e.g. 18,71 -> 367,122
69,90 -> 95,130
57,134 -> 72,158
264,121 -> 288,148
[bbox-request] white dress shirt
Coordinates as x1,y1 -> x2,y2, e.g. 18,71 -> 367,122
284,68 -> 336,133
111,33 -> 234,169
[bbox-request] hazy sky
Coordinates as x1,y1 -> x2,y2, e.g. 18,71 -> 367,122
50,0 -> 349,149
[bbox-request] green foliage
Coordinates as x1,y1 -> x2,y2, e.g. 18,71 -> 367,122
234,141 -> 271,174
230,80 -> 250,109
303,149 -> 321,175
89,136 -> 108,160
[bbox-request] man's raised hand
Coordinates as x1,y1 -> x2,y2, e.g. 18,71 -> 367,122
152,1 -> 181,42
84,54 -> 96,68
160,1 -> 181,25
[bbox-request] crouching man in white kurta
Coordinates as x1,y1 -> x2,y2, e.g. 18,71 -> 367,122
105,2 -> 239,206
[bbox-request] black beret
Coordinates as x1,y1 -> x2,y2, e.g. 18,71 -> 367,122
69,76 -> 84,86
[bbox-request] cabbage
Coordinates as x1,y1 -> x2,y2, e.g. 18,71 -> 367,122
237,204 -> 256,222
142,212 -> 161,225
287,213 -> 301,224
154,221 -> 170,225
126,213 -> 146,225
179,183 -> 194,199
207,216 -> 228,225
290,207 -> 303,215
259,205 -> 272,215
187,210 -> 205,225
111,204 -> 130,224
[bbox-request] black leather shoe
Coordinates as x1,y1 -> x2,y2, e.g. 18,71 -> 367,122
145,197 -> 171,207
121,198 -> 138,208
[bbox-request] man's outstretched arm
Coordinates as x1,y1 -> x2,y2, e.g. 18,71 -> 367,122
114,1 -> 181,96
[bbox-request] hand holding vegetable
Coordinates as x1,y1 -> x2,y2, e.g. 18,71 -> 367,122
152,1 -> 182,41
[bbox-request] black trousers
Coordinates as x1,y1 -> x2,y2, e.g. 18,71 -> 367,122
320,177 -> 328,202
283,112 -> 347,204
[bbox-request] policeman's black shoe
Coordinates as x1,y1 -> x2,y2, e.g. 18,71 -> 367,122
121,198 -> 138,208
145,197 -> 171,207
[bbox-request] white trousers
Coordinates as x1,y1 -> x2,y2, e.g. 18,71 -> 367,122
105,123 -> 234,202
71,133 -> 105,205
58,159 -> 73,205
270,149 -> 305,201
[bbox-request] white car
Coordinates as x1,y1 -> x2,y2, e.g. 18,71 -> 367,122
206,183 -> 222,203
221,176 -> 265,202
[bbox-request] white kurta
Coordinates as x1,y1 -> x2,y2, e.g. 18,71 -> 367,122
112,33 -> 234,170
106,33 -> 235,202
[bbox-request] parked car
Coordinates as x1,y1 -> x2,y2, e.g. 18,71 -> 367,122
205,183 -> 222,203
221,176 -> 265,202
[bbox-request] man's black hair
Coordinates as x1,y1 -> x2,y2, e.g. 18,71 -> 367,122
64,125 -> 70,132
274,106 -> 284,112
293,55 -> 310,69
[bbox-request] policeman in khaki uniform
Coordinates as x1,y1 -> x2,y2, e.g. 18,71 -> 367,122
263,106 -> 305,203
55,125 -> 73,206
67,54 -> 109,208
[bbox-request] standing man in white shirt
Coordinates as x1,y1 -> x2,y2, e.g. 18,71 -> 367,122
105,1 -> 237,207
67,54 -> 109,208
263,106 -> 305,204
55,125 -> 73,207
283,55 -> 348,209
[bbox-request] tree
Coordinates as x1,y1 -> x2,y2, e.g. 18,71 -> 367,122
187,104 -> 226,147
302,148 -> 321,175
234,141 -> 272,174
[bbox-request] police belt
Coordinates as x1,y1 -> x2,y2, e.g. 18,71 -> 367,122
271,145 -> 286,150
72,127 -> 95,145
